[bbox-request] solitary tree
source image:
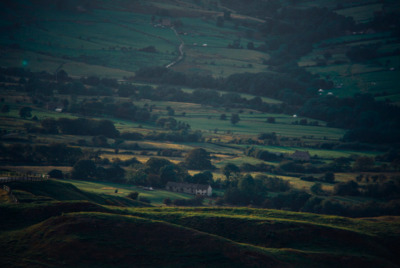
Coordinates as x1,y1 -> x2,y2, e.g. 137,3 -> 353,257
184,148 -> 213,170
231,113 -> 240,125
127,191 -> 139,200
19,106 -> 32,119
222,163 -> 240,180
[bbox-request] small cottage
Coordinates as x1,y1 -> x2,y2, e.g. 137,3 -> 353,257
166,182 -> 212,196
290,150 -> 311,161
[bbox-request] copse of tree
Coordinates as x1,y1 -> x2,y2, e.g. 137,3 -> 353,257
255,175 -> 290,192
333,181 -> 360,196
0,143 -> 83,165
279,161 -> 306,173
71,159 -> 125,182
127,157 -> 190,187
48,169 -> 64,179
264,190 -> 311,211
224,174 -> 265,205
19,106 -> 32,119
245,147 -> 283,162
363,180 -> 400,200
40,118 -> 119,138
222,163 -> 240,181
71,159 -> 97,180
223,174 -> 291,206
258,132 -> 277,141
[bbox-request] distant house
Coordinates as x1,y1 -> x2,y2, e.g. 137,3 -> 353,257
290,150 -> 311,161
166,182 -> 212,196
161,19 -> 172,27
47,102 -> 64,111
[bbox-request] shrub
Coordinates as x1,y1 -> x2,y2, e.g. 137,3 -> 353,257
48,169 -> 64,179
127,191 -> 139,200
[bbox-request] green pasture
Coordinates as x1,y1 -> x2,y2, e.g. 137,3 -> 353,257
317,32 -> 392,47
1,95 -> 345,143
0,2 -> 271,77
236,144 -> 379,160
127,206 -> 400,238
180,87 -> 282,104
0,6 -> 178,73
0,48 -> 136,78
184,116 -> 344,140
129,99 -> 342,139
213,155 -> 267,169
176,45 -> 268,77
60,179 -> 198,205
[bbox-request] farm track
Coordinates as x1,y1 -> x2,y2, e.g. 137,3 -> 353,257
166,27 -> 185,69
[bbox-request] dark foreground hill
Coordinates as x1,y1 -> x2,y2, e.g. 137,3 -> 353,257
1,180 -> 400,267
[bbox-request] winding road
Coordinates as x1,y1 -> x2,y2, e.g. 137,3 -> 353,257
166,27 -> 185,69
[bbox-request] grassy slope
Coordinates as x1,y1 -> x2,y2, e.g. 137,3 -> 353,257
0,205 -> 399,267
1,180 -> 399,267
0,212 -> 286,268
60,179 -> 197,205
5,179 -> 149,207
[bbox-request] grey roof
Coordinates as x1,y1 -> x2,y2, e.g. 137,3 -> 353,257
291,150 -> 310,158
166,182 -> 210,191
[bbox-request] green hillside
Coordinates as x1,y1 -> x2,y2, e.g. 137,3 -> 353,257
5,179 -> 150,207
0,191 -> 399,267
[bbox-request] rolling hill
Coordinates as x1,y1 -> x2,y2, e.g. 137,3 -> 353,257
1,180 -> 400,267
